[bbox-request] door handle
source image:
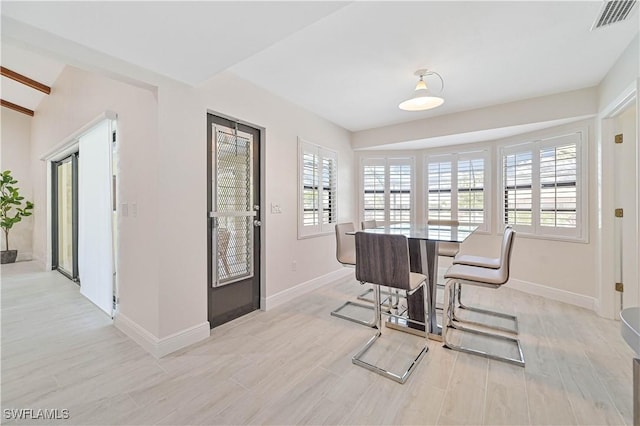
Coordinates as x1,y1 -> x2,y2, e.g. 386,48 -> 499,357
254,220 -> 262,227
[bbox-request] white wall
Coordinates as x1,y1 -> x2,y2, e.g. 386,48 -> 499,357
152,72 -> 355,338
199,72 -> 355,297
8,55 -> 355,355
352,87 -> 598,150
355,118 -> 599,309
598,35 -> 639,111
30,65 -> 161,335
0,108 -> 34,260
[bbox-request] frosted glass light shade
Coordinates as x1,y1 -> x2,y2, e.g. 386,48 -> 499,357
398,87 -> 444,111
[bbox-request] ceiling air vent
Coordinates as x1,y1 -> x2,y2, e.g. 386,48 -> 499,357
591,0 -> 638,30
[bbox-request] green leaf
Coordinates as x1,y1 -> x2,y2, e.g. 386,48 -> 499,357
0,170 -> 34,236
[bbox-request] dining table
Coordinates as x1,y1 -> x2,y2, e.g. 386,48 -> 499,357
359,222 -> 478,341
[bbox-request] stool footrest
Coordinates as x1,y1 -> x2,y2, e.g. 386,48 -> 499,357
443,323 -> 525,367
330,301 -> 376,327
352,331 -> 428,384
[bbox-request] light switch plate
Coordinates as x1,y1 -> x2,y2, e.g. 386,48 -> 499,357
271,203 -> 282,214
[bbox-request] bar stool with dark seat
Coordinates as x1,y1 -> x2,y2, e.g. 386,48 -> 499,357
359,219 -> 398,311
352,232 -> 429,383
442,226 -> 524,366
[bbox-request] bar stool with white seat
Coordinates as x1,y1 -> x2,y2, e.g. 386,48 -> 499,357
352,232 -> 429,383
361,219 -> 379,230
453,225 -> 513,269
442,227 -> 524,366
451,225 -> 518,333
330,222 -> 376,327
427,219 -> 461,313
427,219 -> 461,261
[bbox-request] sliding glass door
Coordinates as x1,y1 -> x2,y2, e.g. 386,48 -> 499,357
52,153 -> 79,281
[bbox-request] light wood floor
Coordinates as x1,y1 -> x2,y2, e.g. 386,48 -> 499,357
1,261 -> 635,425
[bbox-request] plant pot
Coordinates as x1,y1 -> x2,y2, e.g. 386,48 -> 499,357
1,250 -> 18,264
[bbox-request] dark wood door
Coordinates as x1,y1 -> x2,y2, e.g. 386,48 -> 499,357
207,114 -> 261,328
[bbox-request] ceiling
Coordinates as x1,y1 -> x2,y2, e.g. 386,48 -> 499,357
1,1 -> 638,138
1,43 -> 65,113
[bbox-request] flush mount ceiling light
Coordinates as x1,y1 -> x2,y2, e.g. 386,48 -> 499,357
398,69 -> 445,111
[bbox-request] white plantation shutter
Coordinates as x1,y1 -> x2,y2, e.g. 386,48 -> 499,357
427,159 -> 452,221
361,157 -> 413,225
502,148 -> 533,230
457,156 -> 486,227
321,154 -> 337,228
302,149 -> 318,227
298,139 -> 337,238
539,142 -> 577,229
389,161 -> 412,223
426,151 -> 489,231
362,159 -> 386,222
501,131 -> 584,239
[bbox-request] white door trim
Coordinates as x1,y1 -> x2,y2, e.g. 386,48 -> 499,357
597,81 -> 639,319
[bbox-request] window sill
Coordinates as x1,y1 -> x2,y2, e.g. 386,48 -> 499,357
297,230 -> 334,240
500,230 -> 589,245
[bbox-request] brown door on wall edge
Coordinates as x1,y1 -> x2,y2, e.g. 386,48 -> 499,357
207,114 -> 261,328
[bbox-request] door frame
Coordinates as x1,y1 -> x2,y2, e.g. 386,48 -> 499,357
206,111 -> 266,326
597,80 -> 639,319
51,153 -> 80,281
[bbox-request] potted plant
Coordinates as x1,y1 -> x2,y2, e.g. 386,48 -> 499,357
1,170 -> 33,264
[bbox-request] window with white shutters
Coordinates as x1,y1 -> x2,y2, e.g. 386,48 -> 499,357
389,163 -> 412,223
362,160 -> 386,222
361,157 -> 413,225
540,143 -> 577,229
298,139 -> 337,238
457,157 -> 486,227
502,150 -> 533,228
426,151 -> 489,231
427,160 -> 452,221
500,131 -> 584,240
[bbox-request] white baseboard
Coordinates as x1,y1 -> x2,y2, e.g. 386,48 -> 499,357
508,278 -> 597,311
29,256 -> 47,271
16,250 -> 33,262
263,268 -> 354,310
114,313 -> 210,358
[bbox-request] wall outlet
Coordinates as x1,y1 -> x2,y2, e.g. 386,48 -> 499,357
291,260 -> 297,271
121,203 -> 128,217
132,203 -> 138,218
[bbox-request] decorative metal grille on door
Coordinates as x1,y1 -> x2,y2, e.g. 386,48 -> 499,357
212,125 -> 254,287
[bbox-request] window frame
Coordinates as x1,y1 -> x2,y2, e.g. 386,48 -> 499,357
425,150 -> 491,233
360,156 -> 415,226
498,129 -> 588,242
297,138 -> 338,239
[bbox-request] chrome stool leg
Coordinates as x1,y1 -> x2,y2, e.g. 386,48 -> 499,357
452,283 -> 519,334
352,284 -> 429,384
442,279 -> 525,367
357,287 -> 400,312
330,300 -> 376,327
